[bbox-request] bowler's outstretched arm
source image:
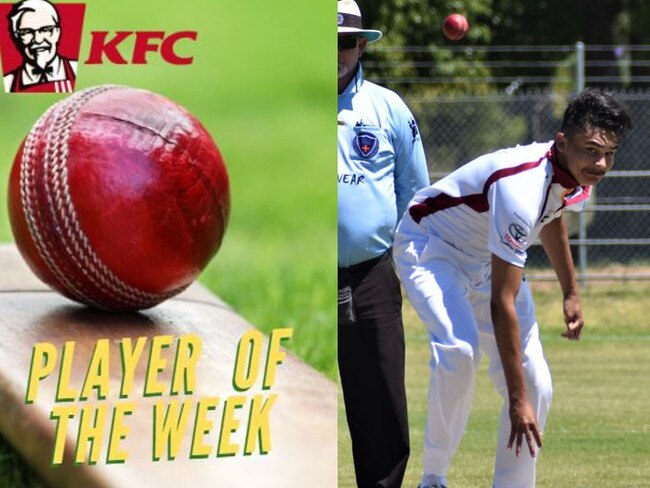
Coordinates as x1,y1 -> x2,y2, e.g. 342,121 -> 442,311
490,254 -> 543,458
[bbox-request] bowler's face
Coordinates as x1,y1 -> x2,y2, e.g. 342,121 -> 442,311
556,127 -> 619,186
16,9 -> 60,68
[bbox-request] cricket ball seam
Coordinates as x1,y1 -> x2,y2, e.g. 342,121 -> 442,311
50,85 -> 174,308
46,85 -> 144,308
22,85 -> 181,309
46,87 -> 120,306
21,98 -> 100,307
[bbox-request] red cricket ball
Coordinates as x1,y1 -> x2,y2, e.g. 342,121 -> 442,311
8,85 -> 230,311
443,13 -> 469,41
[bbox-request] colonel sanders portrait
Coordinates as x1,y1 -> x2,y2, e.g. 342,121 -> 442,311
3,0 -> 77,93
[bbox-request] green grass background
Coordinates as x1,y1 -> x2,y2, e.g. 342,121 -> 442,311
0,0 -> 336,375
0,1 -> 334,485
339,282 -> 650,487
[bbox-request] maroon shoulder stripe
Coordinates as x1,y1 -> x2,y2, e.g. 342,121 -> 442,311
409,154 -> 547,224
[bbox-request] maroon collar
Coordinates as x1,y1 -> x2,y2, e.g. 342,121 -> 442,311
548,145 -> 581,189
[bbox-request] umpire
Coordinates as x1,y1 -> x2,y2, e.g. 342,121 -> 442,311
338,1 -> 429,486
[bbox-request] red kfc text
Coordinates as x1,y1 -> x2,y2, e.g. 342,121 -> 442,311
85,31 -> 196,65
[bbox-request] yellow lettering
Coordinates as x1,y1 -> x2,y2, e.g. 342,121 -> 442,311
80,339 -> 110,401
144,335 -> 173,396
244,394 -> 277,455
26,342 -> 57,404
120,337 -> 147,398
107,402 -> 135,464
152,399 -> 192,461
217,395 -> 246,457
263,328 -> 293,389
190,396 -> 220,458
75,404 -> 107,465
50,405 -> 77,465
233,330 -> 263,391
171,334 -> 202,395
56,341 -> 78,402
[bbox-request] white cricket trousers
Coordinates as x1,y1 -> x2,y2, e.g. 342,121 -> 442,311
394,215 -> 552,488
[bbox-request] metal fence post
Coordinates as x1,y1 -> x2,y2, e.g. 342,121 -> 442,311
575,41 -> 588,287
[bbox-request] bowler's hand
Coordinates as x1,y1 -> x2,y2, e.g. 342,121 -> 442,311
561,294 -> 584,340
508,398 -> 543,457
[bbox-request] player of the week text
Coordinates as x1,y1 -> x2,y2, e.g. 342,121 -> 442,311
24,328 -> 293,465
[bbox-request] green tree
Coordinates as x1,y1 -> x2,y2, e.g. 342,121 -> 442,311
356,0 -> 650,91
357,0 -> 493,94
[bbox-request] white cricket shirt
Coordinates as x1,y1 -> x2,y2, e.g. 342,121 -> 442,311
406,141 -> 590,267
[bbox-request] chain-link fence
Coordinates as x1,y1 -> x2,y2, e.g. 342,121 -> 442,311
364,44 -> 650,281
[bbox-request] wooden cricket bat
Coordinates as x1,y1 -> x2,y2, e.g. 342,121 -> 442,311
0,244 -> 337,488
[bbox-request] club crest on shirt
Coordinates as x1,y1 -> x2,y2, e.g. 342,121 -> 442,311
352,131 -> 379,158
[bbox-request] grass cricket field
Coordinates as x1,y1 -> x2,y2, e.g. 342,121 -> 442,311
339,281 -> 650,487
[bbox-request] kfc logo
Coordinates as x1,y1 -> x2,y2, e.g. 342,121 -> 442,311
0,0 -> 196,95
85,31 -> 197,65
0,0 -> 85,93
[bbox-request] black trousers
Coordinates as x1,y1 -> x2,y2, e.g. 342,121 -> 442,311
338,252 -> 410,488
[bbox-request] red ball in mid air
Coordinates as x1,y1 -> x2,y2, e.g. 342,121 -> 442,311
443,13 -> 469,41
8,85 -> 230,311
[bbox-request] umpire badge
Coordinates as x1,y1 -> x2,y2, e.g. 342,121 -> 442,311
352,132 -> 379,158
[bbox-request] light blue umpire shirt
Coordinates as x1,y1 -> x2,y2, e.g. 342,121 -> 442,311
338,65 -> 429,267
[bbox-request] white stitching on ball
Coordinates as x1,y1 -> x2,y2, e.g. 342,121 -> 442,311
23,85 -> 186,309
20,98 -> 101,306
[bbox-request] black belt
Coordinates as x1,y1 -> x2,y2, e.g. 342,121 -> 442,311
338,250 -> 391,273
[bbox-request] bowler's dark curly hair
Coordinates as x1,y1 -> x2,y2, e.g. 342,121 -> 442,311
561,88 -> 632,139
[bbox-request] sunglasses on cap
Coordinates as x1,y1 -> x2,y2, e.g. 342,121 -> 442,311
338,36 -> 360,51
